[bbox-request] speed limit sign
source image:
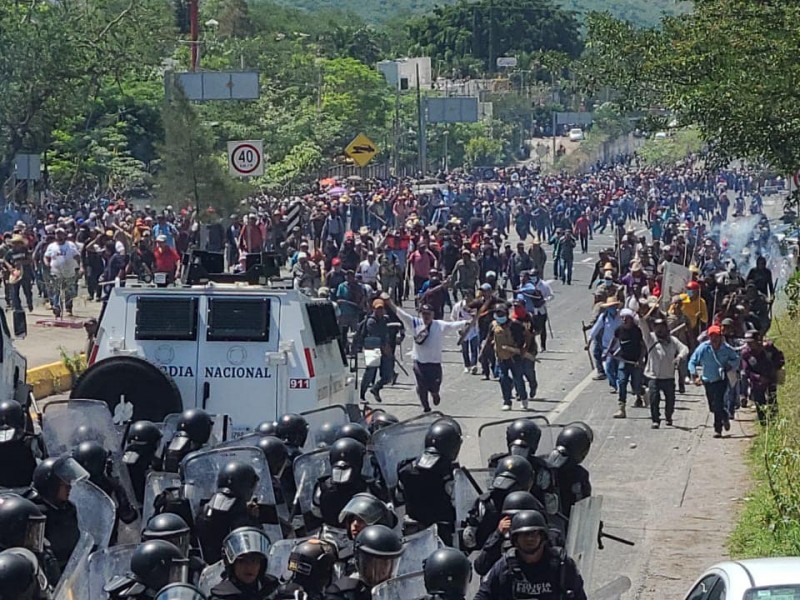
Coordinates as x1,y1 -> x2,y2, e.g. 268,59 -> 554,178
228,140 -> 264,177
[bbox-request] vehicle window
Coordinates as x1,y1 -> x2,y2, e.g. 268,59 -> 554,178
135,297 -> 198,341
744,586 -> 800,600
687,575 -> 722,600
207,298 -> 270,342
707,578 -> 726,600
306,302 -> 340,345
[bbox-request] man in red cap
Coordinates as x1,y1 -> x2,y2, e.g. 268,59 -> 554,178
688,325 -> 740,437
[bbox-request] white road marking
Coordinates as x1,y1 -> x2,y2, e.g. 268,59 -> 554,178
581,257 -> 594,263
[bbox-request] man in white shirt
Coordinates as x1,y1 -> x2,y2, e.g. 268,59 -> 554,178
385,297 -> 470,412
44,227 -> 82,317
358,251 -> 380,287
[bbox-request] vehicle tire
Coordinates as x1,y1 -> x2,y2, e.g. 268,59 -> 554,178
71,356 -> 183,422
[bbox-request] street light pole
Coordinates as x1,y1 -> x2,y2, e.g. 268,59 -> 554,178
190,0 -> 199,71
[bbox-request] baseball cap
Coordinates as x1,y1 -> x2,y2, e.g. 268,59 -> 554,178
372,299 -> 385,309
331,257 -> 341,266
707,325 -> 722,336
419,304 -> 434,313
686,281 -> 700,290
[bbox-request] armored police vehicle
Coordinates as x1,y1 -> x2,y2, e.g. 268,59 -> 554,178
72,252 -> 354,435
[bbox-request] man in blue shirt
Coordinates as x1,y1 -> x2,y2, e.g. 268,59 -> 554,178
688,325 -> 740,438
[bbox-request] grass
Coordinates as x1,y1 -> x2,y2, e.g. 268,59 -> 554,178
58,346 -> 87,379
728,314 -> 800,557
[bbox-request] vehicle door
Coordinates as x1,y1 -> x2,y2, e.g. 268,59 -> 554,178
685,574 -> 723,600
196,295 -> 280,435
0,310 -> 24,401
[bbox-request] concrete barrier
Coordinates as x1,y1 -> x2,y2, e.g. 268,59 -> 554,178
27,361 -> 74,400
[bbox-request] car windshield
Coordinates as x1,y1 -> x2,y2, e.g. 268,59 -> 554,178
744,586 -> 800,600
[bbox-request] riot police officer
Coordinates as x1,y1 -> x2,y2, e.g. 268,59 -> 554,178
256,421 -> 278,437
334,423 -> 370,446
143,513 -> 206,578
274,539 -> 338,600
123,420 -> 164,504
0,400 -> 38,488
276,413 -> 310,510
421,548 -> 472,600
462,455 -> 533,553
0,493 -> 60,585
195,461 -> 265,564
396,418 -> 461,543
547,422 -> 593,520
338,493 -> 397,541
474,510 -> 586,600
316,422 -> 338,449
254,436 -> 289,504
163,409 -> 214,473
0,547 -> 50,600
325,525 -> 404,600
24,457 -> 85,571
105,540 -> 189,600
209,527 -> 279,600
365,411 -> 398,435
312,438 -> 387,529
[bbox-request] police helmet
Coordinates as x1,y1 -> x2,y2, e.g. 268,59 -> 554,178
419,420 -> 462,469
287,539 -> 338,592
255,436 -> 289,478
71,440 -> 109,481
0,400 -> 25,443
422,548 -> 472,598
0,548 -> 47,599
176,409 -> 214,444
32,456 -> 88,504
124,421 -> 163,464
509,510 -> 548,539
548,422 -> 593,468
256,420 -> 278,437
491,455 -> 533,493
338,493 -> 398,533
328,438 -> 366,484
367,411 -> 398,435
354,525 -> 403,587
434,416 -> 463,437
0,494 -> 46,553
130,540 -> 187,591
71,424 -> 100,446
154,583 -> 207,600
315,422 -> 338,448
505,419 -> 542,457
276,413 -> 309,448
501,491 -> 544,515
142,513 -> 191,555
222,527 -> 270,570
335,422 -> 370,446
216,461 -> 259,501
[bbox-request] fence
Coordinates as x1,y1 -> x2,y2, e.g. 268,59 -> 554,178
320,162 -> 417,181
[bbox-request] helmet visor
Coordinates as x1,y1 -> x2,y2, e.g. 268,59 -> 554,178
0,426 -> 18,443
356,554 -> 399,587
223,529 -> 271,564
338,494 -> 385,526
508,442 -> 530,457
416,449 -> 441,470
142,531 -> 191,556
167,434 -> 191,454
167,558 -> 190,585
547,447 -> 569,469
25,515 -> 46,553
155,584 -> 206,600
331,462 -> 354,484
54,457 -> 89,485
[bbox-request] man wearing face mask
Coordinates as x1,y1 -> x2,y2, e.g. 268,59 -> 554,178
483,304 -> 529,411
474,510 -> 586,600
680,280 -> 708,338
639,313 -> 689,428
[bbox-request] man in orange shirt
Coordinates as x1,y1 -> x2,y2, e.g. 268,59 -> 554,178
154,235 -> 181,283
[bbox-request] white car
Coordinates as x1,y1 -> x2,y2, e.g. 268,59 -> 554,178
654,131 -> 668,140
685,557 -> 800,600
568,128 -> 584,142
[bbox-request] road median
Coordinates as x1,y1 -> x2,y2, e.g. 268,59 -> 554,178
27,361 -> 75,400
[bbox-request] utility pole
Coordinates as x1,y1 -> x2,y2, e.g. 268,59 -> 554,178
190,0 -> 199,71
488,0 -> 495,74
416,63 -> 427,176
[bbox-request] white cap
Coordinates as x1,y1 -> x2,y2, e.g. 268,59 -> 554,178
297,252 -> 308,259
156,234 -> 167,242
620,308 -> 636,318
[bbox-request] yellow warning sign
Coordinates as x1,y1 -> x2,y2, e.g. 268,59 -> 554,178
345,133 -> 379,167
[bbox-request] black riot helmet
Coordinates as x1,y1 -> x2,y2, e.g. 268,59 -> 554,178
154,583 -> 207,600
367,411 -> 398,435
71,440 -> 109,481
71,424 -> 100,446
276,413 -> 309,448
423,548 -> 472,599
354,525 -> 404,587
222,527 -> 270,574
0,494 -> 47,553
434,416 -> 463,437
491,455 -> 533,493
216,461 -> 259,501
338,493 -> 398,538
505,419 -> 542,457
315,422 -> 338,448
509,510 -> 548,543
548,422 -> 593,469
502,491 -> 544,516
32,456 -> 88,505
130,540 -> 187,591
256,420 -> 278,437
335,422 -> 370,446
0,548 -> 48,600
255,436 -> 289,478
0,400 -> 25,443
124,420 -> 163,465
176,409 -> 214,445
287,539 -> 338,593
142,513 -> 191,555
328,438 -> 366,484
418,420 -> 462,469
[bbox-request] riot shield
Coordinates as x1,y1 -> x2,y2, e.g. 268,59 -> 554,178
87,544 -> 137,600
162,412 -> 232,446
291,448 -> 330,520
182,447 -> 282,542
397,526 -> 443,577
452,468 -> 492,537
371,412 -> 445,491
52,532 -> 93,600
593,576 -> 632,600
197,560 -> 225,596
372,572 -> 426,600
141,471 -> 182,530
70,478 -> 116,549
565,495 -> 602,590
217,432 -> 264,450
300,405 -> 351,451
477,416 -> 559,466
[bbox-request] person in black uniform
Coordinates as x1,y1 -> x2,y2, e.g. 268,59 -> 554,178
274,538 -> 338,600
142,513 -> 206,580
163,409 -> 214,473
23,457 -> 84,572
209,527 -> 279,600
256,421 -> 278,437
195,461 -> 269,564
395,418 -> 461,544
0,493 -> 61,585
0,400 -> 39,489
324,525 -> 403,600
0,547 -> 50,600
421,547 -> 472,600
123,420 -> 163,505
105,540 -> 188,600
275,413 -> 310,514
461,455 -> 533,553
254,436 -> 289,505
547,422 -> 593,522
474,510 -> 586,600
365,411 -> 398,436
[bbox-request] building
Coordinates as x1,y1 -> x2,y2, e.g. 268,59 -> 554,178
377,57 -> 432,90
